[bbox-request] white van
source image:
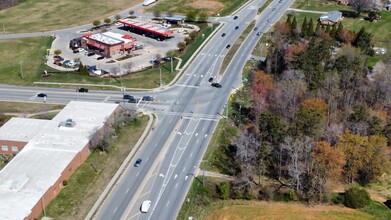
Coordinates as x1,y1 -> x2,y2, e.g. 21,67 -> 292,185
141,200 -> 152,213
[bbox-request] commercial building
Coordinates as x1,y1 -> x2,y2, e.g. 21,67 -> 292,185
0,101 -> 120,220
81,31 -> 136,57
118,18 -> 174,40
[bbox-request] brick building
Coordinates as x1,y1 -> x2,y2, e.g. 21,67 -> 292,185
81,31 -> 136,58
0,101 -> 120,220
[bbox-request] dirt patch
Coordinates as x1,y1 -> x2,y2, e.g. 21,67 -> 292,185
186,0 -> 225,10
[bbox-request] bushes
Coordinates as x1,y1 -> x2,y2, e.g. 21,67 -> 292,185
344,184 -> 371,209
216,182 -> 230,200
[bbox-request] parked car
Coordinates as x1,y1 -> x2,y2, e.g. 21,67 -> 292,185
73,49 -> 79,53
63,60 -> 79,67
233,15 -> 238,20
86,51 -> 95,56
97,56 -> 104,60
211,82 -> 222,88
54,55 -> 64,62
77,88 -> 88,93
141,200 -> 151,213
37,93 -> 47,97
134,158 -> 142,167
142,96 -> 154,101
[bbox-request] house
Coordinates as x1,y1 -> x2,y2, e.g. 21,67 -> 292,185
319,10 -> 343,25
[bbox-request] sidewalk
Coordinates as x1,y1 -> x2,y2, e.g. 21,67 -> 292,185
287,8 -> 327,14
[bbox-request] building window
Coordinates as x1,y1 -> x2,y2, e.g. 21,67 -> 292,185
2,145 -> 8,151
11,146 -> 18,152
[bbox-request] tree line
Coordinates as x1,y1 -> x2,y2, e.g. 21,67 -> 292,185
213,15 -> 391,204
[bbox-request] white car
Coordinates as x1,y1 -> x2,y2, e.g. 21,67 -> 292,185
141,200 -> 151,213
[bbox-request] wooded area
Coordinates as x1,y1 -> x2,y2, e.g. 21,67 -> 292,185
213,15 -> 391,204
0,0 -> 19,10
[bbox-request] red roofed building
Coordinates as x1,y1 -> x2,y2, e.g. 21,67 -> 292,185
80,31 -> 136,58
118,18 -> 174,39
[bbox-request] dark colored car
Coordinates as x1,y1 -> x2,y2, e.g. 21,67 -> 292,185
37,93 -> 47,97
257,32 -> 262,36
211,83 -> 222,88
77,88 -> 88,93
272,8 -> 276,11
73,49 -> 79,53
267,18 -> 271,22
142,96 -> 154,101
128,97 -> 138,103
97,56 -> 104,60
226,44 -> 231,49
208,77 -> 214,83
54,55 -> 64,62
235,26 -> 239,30
254,27 -> 258,31
233,15 -> 238,20
134,158 -> 142,167
123,94 -> 134,100
86,52 -> 95,56
221,33 -> 226,37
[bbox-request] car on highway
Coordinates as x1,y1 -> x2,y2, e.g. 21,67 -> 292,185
221,33 -> 226,37
142,96 -> 154,101
77,88 -> 88,93
141,200 -> 151,213
279,0 -> 282,2
267,18 -> 271,22
211,82 -> 222,88
257,32 -> 262,36
208,77 -> 214,83
235,26 -> 239,30
128,97 -> 138,103
37,93 -> 47,97
272,8 -> 276,11
226,44 -> 231,49
123,94 -> 134,100
233,15 -> 238,20
134,158 -> 142,167
254,27 -> 258,31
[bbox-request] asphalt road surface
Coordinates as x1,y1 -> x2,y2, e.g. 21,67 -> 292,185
0,0 -> 295,219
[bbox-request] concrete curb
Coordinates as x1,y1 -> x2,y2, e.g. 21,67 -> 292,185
85,111 -> 156,220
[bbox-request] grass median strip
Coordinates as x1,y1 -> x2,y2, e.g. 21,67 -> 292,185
219,21 -> 255,75
42,115 -> 149,220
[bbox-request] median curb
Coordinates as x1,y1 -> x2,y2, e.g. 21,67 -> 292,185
85,110 -> 156,220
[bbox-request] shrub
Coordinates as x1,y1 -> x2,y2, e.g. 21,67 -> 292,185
216,182 -> 230,200
63,180 -> 68,186
331,192 -> 345,204
258,186 -> 274,201
344,184 -> 371,209
93,20 -> 101,26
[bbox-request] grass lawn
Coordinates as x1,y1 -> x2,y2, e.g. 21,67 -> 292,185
43,115 -> 149,219
204,201 -> 377,220
0,101 -> 64,114
293,0 -> 351,12
0,0 -> 143,34
146,0 -> 248,16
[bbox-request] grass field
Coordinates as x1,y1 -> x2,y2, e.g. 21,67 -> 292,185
43,115 -> 149,219
204,201 -> 377,220
0,101 -> 64,114
293,0 -> 351,12
0,0 -> 143,34
146,0 -> 248,16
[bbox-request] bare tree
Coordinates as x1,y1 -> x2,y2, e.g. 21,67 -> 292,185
122,62 -> 134,74
349,0 -> 375,16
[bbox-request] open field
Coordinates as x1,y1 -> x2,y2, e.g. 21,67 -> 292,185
43,115 -> 149,219
146,0 -> 248,16
204,201 -> 376,220
0,0 -> 143,34
0,101 -> 64,114
293,0 -> 351,12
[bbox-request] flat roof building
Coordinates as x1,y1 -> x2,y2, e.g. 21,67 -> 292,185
81,31 -> 136,57
0,101 -> 120,220
119,18 -> 174,39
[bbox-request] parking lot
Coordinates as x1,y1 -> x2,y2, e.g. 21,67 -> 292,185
49,20 -> 196,74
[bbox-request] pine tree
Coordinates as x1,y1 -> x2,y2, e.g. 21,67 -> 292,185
330,24 -> 337,38
353,27 -> 374,55
308,18 -> 314,36
301,16 -> 308,37
325,25 -> 331,33
291,16 -> 298,37
286,14 -> 293,28
315,22 -> 321,34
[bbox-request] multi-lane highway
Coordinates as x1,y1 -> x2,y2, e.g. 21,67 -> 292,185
0,0 -> 295,219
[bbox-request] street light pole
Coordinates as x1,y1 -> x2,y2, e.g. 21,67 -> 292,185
19,61 -> 23,79
159,67 -> 162,87
170,57 -> 173,73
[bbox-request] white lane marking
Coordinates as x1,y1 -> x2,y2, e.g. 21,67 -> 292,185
136,172 -> 140,177
166,201 -> 170,207
174,174 -> 178,179
113,207 -> 118,213
175,183 -> 178,188
190,152 -> 193,157
103,96 -> 110,102
196,139 -> 199,143
183,167 -> 186,172
159,173 -> 165,178
195,133 -> 198,137
204,134 -> 208,138
126,188 -> 130,194
185,176 -> 188,181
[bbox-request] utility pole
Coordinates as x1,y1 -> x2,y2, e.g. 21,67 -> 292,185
159,67 -> 162,87
170,57 -> 173,73
19,61 -> 23,79
2,24 -> 4,34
